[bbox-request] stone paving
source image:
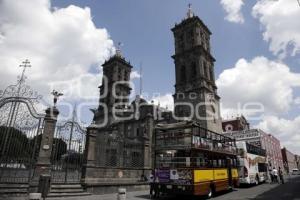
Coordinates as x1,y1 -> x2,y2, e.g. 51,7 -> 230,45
5,175 -> 299,200
47,176 -> 297,200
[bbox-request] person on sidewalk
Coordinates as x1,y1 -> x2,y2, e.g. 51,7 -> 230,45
149,171 -> 155,198
272,167 -> 278,183
279,167 -> 284,184
269,169 -> 274,183
149,170 -> 155,199
154,175 -> 160,199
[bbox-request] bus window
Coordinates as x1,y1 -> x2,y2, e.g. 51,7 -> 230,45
258,163 -> 267,172
213,160 -> 218,167
218,159 -> 222,167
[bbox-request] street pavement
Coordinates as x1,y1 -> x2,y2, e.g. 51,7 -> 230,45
47,175 -> 300,200
255,175 -> 300,200
20,175 -> 300,200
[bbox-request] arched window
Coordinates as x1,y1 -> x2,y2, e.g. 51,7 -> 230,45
206,63 -> 210,80
191,62 -> 197,79
181,65 -> 186,83
210,67 -> 214,81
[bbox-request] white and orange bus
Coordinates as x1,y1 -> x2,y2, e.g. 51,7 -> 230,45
236,141 -> 268,185
154,121 -> 239,198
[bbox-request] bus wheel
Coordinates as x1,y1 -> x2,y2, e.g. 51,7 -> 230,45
255,175 -> 259,185
207,185 -> 214,199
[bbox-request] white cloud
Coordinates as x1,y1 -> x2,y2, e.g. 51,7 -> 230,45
216,56 -> 300,118
256,115 -> 300,155
295,97 -> 300,106
0,0 -> 115,105
151,93 -> 174,111
220,0 -> 245,24
130,70 -> 141,80
252,0 -> 300,58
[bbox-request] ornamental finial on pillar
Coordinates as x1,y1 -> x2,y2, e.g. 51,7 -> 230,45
51,90 -> 63,107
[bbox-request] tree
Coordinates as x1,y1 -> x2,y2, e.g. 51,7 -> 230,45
0,126 -> 32,159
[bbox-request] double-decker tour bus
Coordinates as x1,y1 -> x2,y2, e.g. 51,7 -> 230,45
236,141 -> 268,185
154,121 -> 239,198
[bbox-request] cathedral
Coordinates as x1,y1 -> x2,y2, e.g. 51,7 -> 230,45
82,6 -> 222,194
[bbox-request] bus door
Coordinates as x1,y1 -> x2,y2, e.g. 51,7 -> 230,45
226,157 -> 233,187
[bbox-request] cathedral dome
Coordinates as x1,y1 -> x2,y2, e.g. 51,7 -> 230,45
131,95 -> 148,105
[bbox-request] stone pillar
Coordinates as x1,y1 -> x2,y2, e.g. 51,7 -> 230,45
30,107 -> 59,190
144,114 -> 154,169
118,123 -> 124,167
81,126 -> 97,184
85,126 -> 97,167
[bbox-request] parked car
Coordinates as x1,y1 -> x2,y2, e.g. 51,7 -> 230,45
292,169 -> 299,175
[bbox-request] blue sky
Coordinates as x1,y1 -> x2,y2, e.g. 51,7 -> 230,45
51,0 -> 300,115
1,0 -> 300,153
53,0 -> 300,86
52,0 -> 300,154
50,0 -> 300,153
52,0 -> 286,95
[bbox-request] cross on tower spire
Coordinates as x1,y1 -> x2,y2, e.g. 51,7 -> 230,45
187,3 -> 194,18
116,42 -> 123,58
19,59 -> 31,84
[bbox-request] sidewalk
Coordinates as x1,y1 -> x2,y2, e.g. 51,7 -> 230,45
48,190 -> 149,200
6,175 -> 299,200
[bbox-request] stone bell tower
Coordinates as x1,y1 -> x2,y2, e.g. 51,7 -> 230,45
93,45 -> 133,125
172,5 -> 222,133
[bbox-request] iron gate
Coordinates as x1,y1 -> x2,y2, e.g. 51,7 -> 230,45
51,118 -> 86,183
0,63 -> 44,183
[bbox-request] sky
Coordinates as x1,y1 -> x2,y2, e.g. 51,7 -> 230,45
0,0 -> 300,154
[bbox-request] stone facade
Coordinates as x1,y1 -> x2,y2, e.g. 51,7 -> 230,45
281,147 -> 298,173
222,115 -> 250,132
83,8 -> 222,194
172,13 -> 222,133
83,52 -> 173,194
295,155 -> 300,170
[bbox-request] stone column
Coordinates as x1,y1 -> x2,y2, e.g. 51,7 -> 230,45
81,126 -> 97,184
30,107 -> 59,190
84,126 -> 97,167
118,123 -> 124,167
144,114 -> 154,169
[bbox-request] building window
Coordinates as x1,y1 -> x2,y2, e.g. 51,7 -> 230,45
124,71 -> 128,81
118,68 -> 122,80
200,32 -> 203,46
132,152 -> 142,167
181,65 -> 186,83
191,62 -> 197,79
190,30 -> 194,44
106,149 -> 117,167
206,64 -> 210,80
179,34 -> 185,50
209,67 -> 214,81
180,34 -> 184,42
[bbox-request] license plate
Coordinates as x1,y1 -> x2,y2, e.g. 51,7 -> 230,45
166,185 -> 172,189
